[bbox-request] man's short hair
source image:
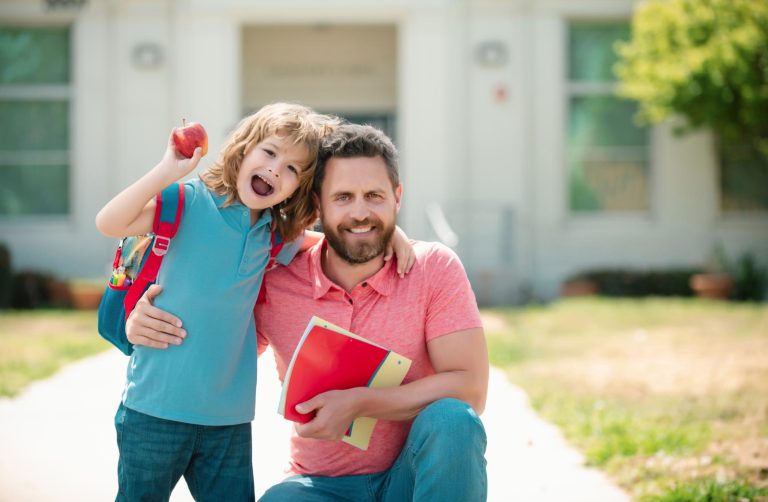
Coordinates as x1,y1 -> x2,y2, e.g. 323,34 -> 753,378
313,123 -> 400,196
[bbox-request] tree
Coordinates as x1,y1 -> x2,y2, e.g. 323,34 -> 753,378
615,0 -> 768,159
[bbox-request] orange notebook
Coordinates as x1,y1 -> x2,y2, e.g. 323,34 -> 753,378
278,316 -> 412,450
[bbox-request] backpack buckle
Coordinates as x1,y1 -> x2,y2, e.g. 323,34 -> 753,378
152,235 -> 171,256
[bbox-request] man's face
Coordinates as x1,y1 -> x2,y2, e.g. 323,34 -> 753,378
318,155 -> 402,264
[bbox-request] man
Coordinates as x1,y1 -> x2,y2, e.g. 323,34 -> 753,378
127,124 -> 489,501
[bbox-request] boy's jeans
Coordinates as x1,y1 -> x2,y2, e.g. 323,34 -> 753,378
259,398 -> 488,502
114,403 -> 255,502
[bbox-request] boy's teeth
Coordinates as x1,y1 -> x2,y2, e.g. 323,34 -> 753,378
349,227 -> 372,233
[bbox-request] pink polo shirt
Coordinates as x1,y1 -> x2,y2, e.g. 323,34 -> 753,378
255,239 -> 483,477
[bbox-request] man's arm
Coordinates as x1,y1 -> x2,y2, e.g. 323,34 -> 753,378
125,284 -> 272,355
294,327 -> 488,441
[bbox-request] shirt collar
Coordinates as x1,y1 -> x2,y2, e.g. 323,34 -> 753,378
211,190 -> 273,230
308,239 -> 396,299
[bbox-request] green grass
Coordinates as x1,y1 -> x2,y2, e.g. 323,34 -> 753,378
485,297 -> 768,501
0,310 -> 109,397
641,479 -> 768,502
526,392 -> 711,467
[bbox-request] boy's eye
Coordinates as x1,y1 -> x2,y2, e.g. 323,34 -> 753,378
288,165 -> 298,175
263,149 -> 275,157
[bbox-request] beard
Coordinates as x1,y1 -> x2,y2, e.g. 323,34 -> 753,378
322,215 -> 396,265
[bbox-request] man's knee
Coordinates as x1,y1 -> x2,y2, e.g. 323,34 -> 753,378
259,478 -> 308,501
412,398 -> 486,446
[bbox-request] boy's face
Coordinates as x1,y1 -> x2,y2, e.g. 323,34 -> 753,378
236,134 -> 311,211
318,155 -> 402,264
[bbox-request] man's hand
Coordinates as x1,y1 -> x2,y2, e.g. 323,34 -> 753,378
125,284 -> 186,349
293,388 -> 365,441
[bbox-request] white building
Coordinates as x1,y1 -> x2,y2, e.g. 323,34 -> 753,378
2,0 -> 767,304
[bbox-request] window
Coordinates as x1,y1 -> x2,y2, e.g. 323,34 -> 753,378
0,26 -> 70,216
567,22 -> 650,213
720,142 -> 768,212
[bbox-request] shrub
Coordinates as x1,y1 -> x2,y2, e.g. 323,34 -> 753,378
732,254 -> 768,302
566,269 -> 699,297
0,242 -> 10,308
10,271 -> 56,309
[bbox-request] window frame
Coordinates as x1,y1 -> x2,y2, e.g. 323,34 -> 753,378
0,24 -> 73,220
564,18 -> 657,221
718,142 -> 768,216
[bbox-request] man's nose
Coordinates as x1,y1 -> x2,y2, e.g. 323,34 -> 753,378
348,197 -> 370,220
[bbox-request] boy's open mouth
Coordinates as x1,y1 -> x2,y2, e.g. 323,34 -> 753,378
251,174 -> 274,197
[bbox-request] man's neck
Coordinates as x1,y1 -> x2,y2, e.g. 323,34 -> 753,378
321,245 -> 385,293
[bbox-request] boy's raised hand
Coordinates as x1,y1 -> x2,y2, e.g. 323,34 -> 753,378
95,127 -> 206,238
158,130 -> 205,182
384,225 -> 415,278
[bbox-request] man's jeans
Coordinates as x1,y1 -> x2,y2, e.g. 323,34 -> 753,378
114,403 -> 255,502
259,398 -> 487,502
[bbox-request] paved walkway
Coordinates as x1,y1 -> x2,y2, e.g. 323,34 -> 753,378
0,349 -> 629,501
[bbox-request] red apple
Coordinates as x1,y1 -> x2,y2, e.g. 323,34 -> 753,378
172,119 -> 208,158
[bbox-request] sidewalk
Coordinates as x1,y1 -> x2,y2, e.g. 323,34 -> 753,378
0,349 -> 629,502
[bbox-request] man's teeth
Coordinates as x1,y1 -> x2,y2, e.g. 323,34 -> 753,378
349,227 -> 373,234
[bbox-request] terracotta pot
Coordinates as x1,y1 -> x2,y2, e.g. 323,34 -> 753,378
69,285 -> 104,310
47,279 -> 73,308
561,279 -> 599,297
689,273 -> 734,300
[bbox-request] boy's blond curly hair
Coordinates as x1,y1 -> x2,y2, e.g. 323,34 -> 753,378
201,103 -> 337,242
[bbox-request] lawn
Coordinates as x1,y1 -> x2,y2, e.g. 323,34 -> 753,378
485,298 -> 768,501
0,310 -> 108,397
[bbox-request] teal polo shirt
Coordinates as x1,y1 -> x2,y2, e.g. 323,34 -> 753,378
122,178 -> 301,425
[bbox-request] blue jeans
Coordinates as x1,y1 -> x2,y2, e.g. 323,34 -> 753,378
259,398 -> 487,502
114,403 -> 255,502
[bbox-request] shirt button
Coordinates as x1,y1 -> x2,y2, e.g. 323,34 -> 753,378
362,282 -> 368,288
348,298 -> 353,305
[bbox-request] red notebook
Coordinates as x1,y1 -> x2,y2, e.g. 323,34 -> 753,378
278,316 -> 411,450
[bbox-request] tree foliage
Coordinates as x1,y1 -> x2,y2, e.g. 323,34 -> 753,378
615,0 -> 768,157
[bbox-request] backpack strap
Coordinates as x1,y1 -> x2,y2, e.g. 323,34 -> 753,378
123,183 -> 185,317
256,229 -> 285,304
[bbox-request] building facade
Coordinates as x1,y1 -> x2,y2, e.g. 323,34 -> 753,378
1,0 -> 767,304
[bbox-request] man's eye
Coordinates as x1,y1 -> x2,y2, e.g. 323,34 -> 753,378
337,195 -> 349,202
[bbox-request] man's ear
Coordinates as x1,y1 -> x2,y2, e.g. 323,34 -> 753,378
394,184 -> 403,213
